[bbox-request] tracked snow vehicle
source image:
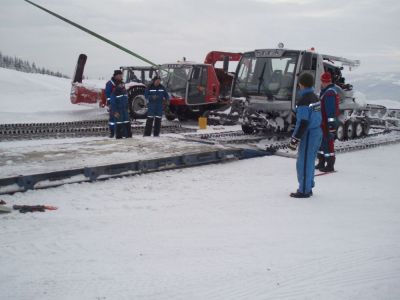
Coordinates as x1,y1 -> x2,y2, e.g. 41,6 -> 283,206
234,48 -> 400,139
230,47 -> 386,140
71,52 -> 241,122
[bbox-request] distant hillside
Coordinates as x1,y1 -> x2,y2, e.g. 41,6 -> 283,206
347,72 -> 400,102
0,51 -> 69,79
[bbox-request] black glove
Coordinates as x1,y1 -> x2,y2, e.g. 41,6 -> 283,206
288,137 -> 300,151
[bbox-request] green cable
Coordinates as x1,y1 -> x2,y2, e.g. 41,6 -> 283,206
24,0 -> 159,67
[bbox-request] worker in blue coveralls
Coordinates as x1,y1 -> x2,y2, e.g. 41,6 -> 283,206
105,70 -> 123,138
110,83 -> 132,139
315,72 -> 340,172
288,73 -> 322,198
143,76 -> 169,136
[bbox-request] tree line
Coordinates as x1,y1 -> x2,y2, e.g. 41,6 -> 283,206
0,51 -> 69,79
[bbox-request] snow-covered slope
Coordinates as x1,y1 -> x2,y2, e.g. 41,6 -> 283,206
0,68 -> 107,124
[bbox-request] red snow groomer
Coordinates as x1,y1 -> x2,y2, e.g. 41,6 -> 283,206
71,52 -> 242,122
161,51 -> 242,122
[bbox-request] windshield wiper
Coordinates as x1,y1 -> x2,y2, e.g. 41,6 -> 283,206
256,63 -> 274,100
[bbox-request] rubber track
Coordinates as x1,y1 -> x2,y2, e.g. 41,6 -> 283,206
0,120 -> 194,140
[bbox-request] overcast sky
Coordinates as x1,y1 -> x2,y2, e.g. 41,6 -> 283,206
0,0 -> 399,78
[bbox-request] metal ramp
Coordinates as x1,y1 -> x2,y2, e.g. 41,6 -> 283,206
0,148 -> 267,195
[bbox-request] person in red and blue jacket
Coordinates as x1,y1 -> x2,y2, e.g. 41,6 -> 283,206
315,72 -> 340,172
143,76 -> 169,136
105,70 -> 123,138
288,73 -> 322,198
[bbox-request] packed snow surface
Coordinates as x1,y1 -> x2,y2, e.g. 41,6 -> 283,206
1,144 -> 399,300
1,68 -> 400,299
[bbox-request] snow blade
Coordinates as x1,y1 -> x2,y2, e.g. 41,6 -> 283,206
72,54 -> 87,83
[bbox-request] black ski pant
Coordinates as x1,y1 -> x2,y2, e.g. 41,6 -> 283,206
116,122 -> 132,139
144,116 -> 162,136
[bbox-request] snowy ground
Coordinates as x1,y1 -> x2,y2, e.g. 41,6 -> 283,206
1,68 -> 400,299
1,144 -> 400,300
0,68 -> 106,124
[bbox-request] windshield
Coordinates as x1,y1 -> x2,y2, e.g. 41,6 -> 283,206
233,51 -> 298,100
160,65 -> 192,97
123,69 -> 141,83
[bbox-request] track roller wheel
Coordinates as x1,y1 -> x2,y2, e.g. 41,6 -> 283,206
354,121 -> 364,138
345,120 -> 355,139
165,113 -> 176,121
177,115 -> 187,122
336,121 -> 345,141
241,124 -> 255,134
363,121 -> 370,136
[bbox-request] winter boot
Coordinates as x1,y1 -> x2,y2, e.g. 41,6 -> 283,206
315,153 -> 325,170
143,117 -> 154,136
124,122 -> 132,138
320,156 -> 335,172
290,191 -> 312,198
153,117 -> 162,137
115,124 -> 123,139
